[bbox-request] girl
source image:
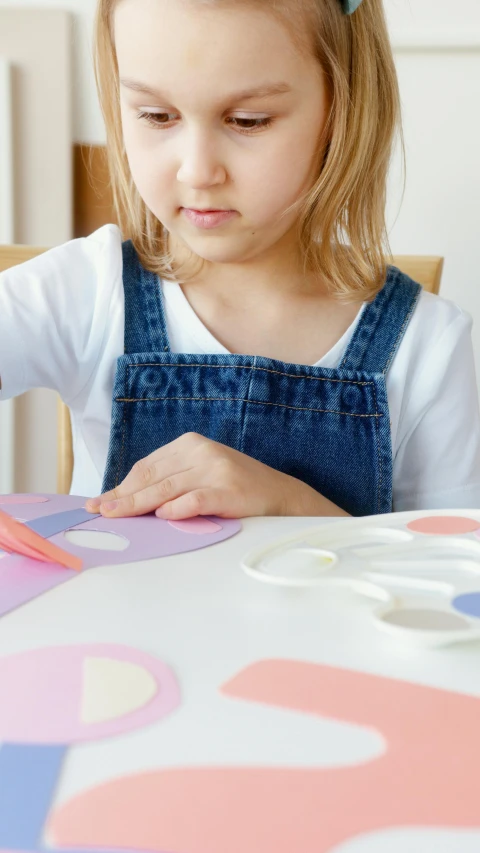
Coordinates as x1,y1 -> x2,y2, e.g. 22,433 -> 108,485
1,0 -> 480,520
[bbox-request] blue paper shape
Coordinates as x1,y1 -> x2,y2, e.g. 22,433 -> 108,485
26,508 -> 101,538
0,743 -> 66,848
452,591 -> 480,620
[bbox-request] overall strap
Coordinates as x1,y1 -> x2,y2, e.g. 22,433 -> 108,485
339,266 -> 422,374
122,240 -> 170,355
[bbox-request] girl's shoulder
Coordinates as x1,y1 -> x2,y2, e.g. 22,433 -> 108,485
24,222 -> 122,278
410,286 -> 472,343
0,222 -> 123,293
391,283 -> 474,393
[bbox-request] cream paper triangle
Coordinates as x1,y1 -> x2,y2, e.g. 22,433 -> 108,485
81,656 -> 158,725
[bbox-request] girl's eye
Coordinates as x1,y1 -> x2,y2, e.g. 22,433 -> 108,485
136,111 -> 274,134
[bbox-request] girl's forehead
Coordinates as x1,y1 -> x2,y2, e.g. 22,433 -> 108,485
114,0 -> 307,54
114,0 -> 316,85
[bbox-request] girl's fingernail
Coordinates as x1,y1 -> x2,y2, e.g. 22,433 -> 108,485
102,500 -> 118,511
86,498 -> 101,510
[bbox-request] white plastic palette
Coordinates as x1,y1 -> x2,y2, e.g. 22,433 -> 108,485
241,509 -> 480,648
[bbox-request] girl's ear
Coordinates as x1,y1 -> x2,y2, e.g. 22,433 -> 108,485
340,0 -> 364,13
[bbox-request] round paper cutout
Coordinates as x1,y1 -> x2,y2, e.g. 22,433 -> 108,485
407,516 -> 480,536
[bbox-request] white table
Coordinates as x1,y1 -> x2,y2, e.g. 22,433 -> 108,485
1,513 -> 479,852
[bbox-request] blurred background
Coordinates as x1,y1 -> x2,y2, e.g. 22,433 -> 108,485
0,0 -> 479,493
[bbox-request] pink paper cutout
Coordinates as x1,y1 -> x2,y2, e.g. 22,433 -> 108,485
0,644 -> 180,744
407,516 -> 480,535
49,659 -> 480,852
0,495 -> 49,504
0,510 -> 81,570
0,495 -> 241,616
167,518 -> 222,535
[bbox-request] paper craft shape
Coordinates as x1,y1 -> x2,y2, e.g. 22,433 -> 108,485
0,494 -> 241,617
0,643 -> 180,852
0,744 -> 66,849
241,511 -> 480,647
0,494 -> 49,504
80,657 -> 158,725
49,659 -> 480,853
0,644 -> 179,743
407,516 -> 480,535
0,508 -> 82,571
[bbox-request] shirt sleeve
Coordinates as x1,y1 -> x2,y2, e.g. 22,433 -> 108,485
393,307 -> 480,511
0,224 -> 122,407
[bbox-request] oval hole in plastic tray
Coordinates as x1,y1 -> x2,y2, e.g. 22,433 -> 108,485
381,608 -> 470,632
260,547 -> 337,581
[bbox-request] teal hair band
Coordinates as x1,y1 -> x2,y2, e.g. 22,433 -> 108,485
341,0 -> 364,13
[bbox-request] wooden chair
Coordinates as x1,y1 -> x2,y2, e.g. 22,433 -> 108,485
0,245 -> 72,494
0,246 -> 444,494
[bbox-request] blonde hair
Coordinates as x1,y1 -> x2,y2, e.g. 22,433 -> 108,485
93,0 -> 402,302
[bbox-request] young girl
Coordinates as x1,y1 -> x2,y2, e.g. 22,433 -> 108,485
1,0 -> 480,520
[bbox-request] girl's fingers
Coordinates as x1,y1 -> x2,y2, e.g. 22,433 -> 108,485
155,488 -> 239,521
85,434 -> 210,512
85,454 -> 189,512
97,471 -> 197,518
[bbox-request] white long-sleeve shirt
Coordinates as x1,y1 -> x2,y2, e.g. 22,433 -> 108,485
1,223 -> 480,510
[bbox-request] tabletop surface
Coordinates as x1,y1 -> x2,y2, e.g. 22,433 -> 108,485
1,510 -> 480,852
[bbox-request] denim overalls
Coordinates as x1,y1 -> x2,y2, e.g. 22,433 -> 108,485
102,241 -> 421,516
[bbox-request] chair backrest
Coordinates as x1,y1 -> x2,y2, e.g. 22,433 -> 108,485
0,244 -> 72,494
0,246 -> 444,495
391,255 -> 444,296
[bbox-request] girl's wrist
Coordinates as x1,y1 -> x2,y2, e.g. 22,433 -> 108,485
281,476 -> 351,518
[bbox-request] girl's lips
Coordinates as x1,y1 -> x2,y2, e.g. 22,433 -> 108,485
182,208 -> 238,229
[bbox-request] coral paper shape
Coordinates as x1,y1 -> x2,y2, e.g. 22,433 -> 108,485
49,659 -> 480,852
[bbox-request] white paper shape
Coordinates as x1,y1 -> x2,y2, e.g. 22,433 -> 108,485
80,657 -> 158,725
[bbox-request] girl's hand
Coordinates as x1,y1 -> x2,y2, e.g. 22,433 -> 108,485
85,432 -> 349,519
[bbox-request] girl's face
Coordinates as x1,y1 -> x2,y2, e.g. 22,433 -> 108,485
115,0 -> 330,271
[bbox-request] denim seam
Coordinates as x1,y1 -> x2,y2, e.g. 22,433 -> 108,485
239,357 -> 256,454
116,381 -> 128,489
371,381 -> 382,512
126,363 -> 374,387
115,396 -> 382,417
382,286 -> 421,375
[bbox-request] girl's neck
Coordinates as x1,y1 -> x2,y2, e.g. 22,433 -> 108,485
166,231 -> 330,308
165,232 -> 364,365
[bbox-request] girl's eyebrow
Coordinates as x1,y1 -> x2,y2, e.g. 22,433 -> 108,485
120,78 -> 292,103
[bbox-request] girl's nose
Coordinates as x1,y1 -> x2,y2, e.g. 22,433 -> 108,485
176,131 -> 227,187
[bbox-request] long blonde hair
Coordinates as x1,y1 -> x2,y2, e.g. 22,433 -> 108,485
93,0 -> 402,302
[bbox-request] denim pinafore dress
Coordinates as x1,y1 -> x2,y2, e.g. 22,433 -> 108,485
102,241 -> 421,516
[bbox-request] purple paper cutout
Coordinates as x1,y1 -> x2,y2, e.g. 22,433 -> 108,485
0,495 -> 48,504
0,494 -> 241,617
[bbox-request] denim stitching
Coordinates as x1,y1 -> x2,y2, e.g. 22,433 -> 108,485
126,363 -> 373,387
382,286 -> 422,375
115,396 -> 382,418
371,381 -> 382,512
116,389 -> 128,489
239,355 -> 257,454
